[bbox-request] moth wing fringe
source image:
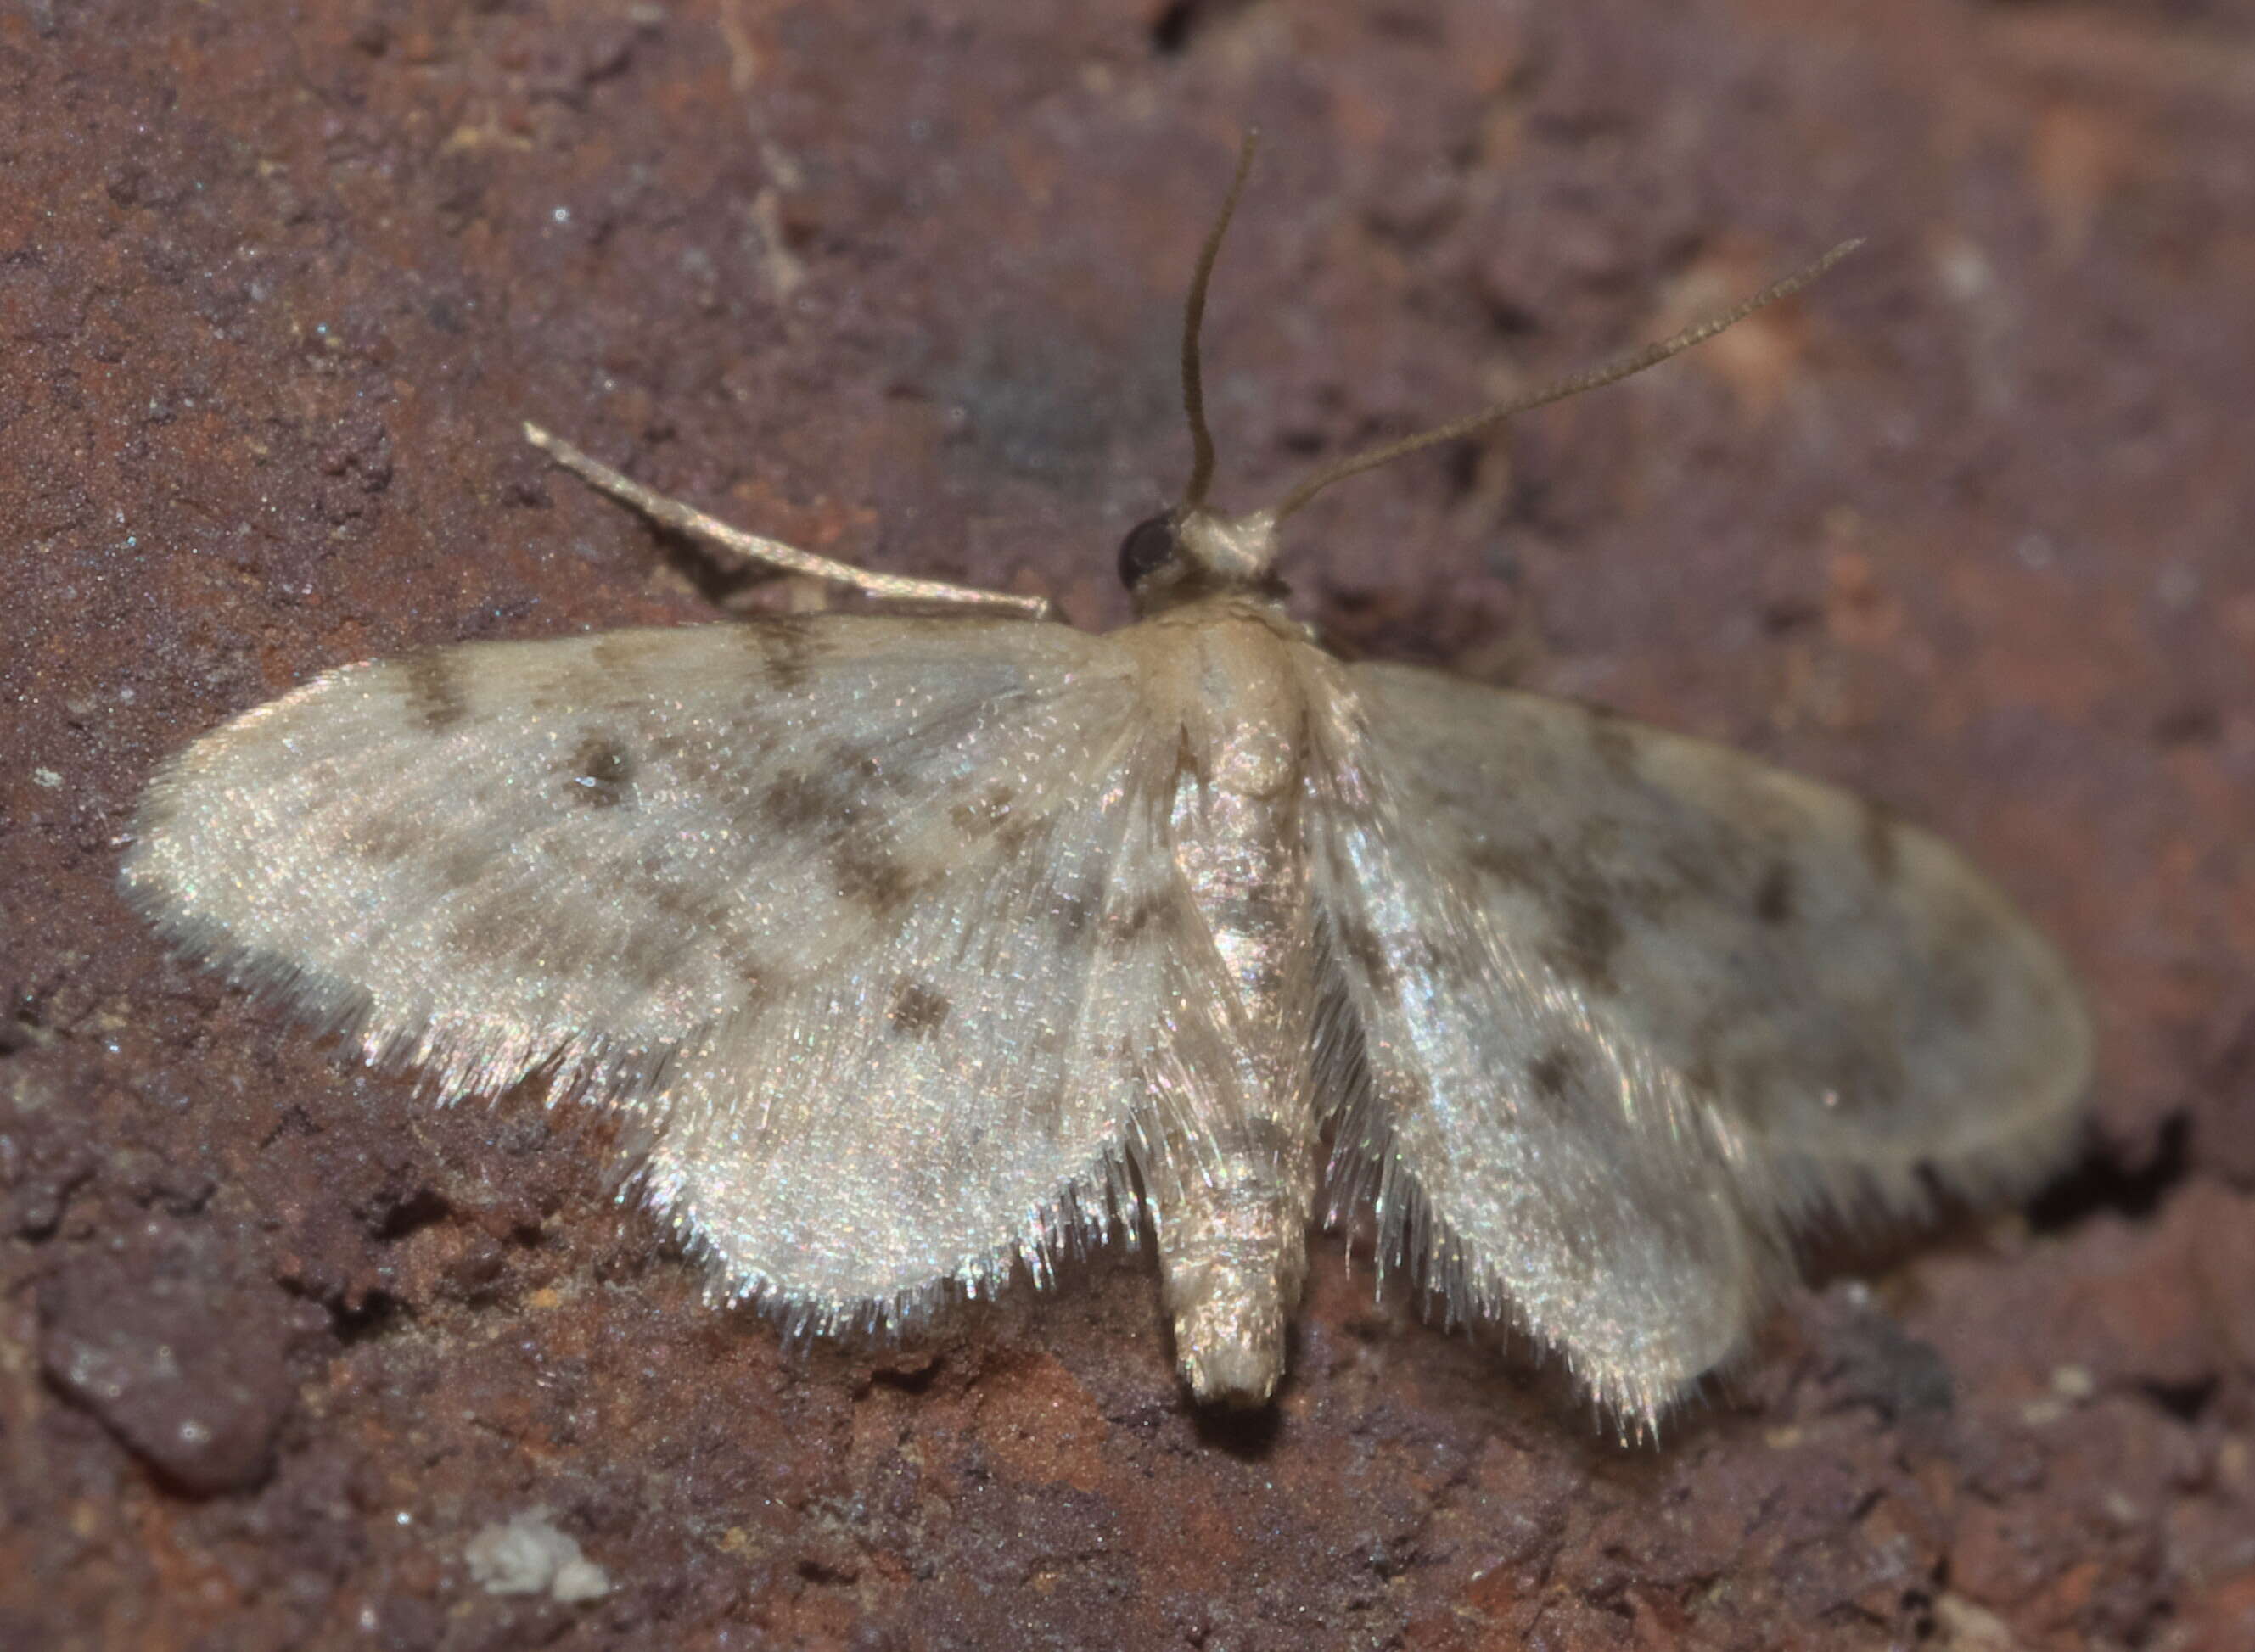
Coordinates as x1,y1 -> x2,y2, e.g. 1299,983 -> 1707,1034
118,890 -> 698,1117
644,1146 -> 1147,1344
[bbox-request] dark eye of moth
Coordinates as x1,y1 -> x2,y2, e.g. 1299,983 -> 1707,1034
1116,514 -> 1181,591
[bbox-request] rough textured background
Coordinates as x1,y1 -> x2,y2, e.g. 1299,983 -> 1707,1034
3,1 -> 2251,1648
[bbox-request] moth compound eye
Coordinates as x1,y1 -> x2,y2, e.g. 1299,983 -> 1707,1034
1116,514 -> 1181,591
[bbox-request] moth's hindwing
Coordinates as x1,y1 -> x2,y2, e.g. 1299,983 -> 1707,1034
1310,660 -> 2090,1424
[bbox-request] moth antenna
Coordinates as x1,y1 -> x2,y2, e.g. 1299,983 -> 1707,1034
1180,132 -> 1259,514
1266,238 -> 1865,523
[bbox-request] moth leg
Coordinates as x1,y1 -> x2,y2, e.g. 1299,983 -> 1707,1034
523,423 -> 1052,618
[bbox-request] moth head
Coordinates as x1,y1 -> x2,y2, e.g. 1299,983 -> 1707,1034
1115,506 -> 1281,613
1124,132 -> 1861,617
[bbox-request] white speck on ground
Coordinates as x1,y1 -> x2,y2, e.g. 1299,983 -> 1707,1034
463,1508 -> 611,1604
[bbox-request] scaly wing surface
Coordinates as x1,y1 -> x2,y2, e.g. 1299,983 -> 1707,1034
126,615 -> 1226,1313
1310,661 -> 2090,1425
643,748 -> 1264,1326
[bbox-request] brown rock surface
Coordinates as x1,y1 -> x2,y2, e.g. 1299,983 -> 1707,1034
3,1 -> 2251,1647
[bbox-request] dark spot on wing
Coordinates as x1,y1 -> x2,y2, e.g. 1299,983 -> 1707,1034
833,739 -> 921,797
352,814 -> 419,866
1103,888 -> 1182,945
636,874 -> 776,1000
442,893 -> 530,963
1528,1043 -> 1581,1104
1467,838 -> 1545,890
399,649 -> 469,733
747,613 -> 824,692
950,782 -> 1019,839
1859,801 -> 1902,883
592,632 -> 661,681
1544,882 -> 1624,995
1051,868 -> 1106,938
1922,886 -> 2004,1030
644,876 -> 729,933
1574,813 -> 1632,870
566,733 -> 635,808
888,979 -> 951,1037
994,808 -> 1043,855
1753,857 -> 1796,926
435,842 -> 491,892
735,951 -> 773,994
1652,834 -> 1736,911
833,835 -> 916,915
1935,954 -> 1995,1030
1582,702 -> 1642,781
762,770 -> 830,834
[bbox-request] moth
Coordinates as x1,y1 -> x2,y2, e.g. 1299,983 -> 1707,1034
122,147 -> 2090,1427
